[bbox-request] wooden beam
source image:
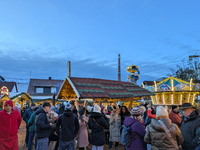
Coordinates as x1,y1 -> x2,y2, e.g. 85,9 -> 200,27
75,100 -> 79,110
83,101 -> 88,108
128,100 -> 133,111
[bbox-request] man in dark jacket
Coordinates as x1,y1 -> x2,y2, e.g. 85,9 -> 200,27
89,104 -> 109,150
70,101 -> 78,116
35,102 -> 53,150
23,103 -> 36,147
180,103 -> 200,150
56,103 -> 79,150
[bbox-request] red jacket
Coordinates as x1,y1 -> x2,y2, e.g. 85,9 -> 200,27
0,109 -> 21,141
169,110 -> 182,128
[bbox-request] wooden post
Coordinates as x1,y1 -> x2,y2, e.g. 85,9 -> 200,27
128,100 -> 133,111
114,102 -> 119,109
83,101 -> 88,108
75,100 -> 79,110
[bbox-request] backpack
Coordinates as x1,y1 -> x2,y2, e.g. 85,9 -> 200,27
121,124 -> 138,147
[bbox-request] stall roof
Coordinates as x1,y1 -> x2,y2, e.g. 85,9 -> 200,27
58,77 -> 155,101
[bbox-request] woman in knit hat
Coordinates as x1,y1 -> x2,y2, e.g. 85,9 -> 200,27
77,108 -> 89,150
144,106 -> 184,150
88,104 -> 109,150
109,108 -> 121,150
124,107 -> 147,150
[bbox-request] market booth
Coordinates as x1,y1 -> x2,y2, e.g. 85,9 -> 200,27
143,76 -> 200,107
57,77 -> 155,109
10,92 -> 32,108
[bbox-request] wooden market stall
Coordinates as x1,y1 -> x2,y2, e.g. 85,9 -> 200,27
10,92 -> 32,109
142,76 -> 200,107
57,77 -> 155,110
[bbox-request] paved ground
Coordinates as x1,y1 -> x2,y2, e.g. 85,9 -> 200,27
18,121 -> 124,150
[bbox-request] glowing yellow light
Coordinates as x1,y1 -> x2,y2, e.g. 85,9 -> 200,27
162,94 -> 165,105
154,81 -> 157,92
151,96 -> 154,105
171,79 -> 174,91
155,95 -> 158,105
171,94 -> 174,104
180,94 -> 182,105
192,94 -> 195,105
188,93 -> 190,103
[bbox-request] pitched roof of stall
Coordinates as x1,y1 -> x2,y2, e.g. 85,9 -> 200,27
0,81 -> 18,92
58,77 -> 155,99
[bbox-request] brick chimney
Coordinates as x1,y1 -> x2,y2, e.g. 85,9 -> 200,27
67,61 -> 71,78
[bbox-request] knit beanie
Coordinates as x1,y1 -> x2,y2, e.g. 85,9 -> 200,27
172,105 -> 177,110
156,106 -> 168,117
87,106 -> 92,112
65,103 -> 72,111
4,100 -> 13,108
130,107 -> 141,116
93,104 -> 101,113
31,103 -> 36,107
50,106 -> 56,111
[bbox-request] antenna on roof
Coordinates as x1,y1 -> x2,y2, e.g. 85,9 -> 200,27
118,54 -> 121,81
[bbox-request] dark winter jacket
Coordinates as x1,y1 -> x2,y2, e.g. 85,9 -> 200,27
59,104 -> 65,114
181,111 -> 200,150
27,112 -> 36,133
88,112 -> 109,146
124,117 -> 147,150
56,110 -> 79,142
73,108 -> 78,116
23,108 -> 33,124
144,118 -> 184,150
35,108 -> 51,139
104,112 -> 110,129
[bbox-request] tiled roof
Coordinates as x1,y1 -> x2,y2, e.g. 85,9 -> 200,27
68,77 -> 154,99
27,79 -> 63,96
142,81 -> 155,86
0,81 -> 18,92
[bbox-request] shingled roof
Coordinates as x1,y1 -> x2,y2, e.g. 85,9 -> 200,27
27,79 -> 63,96
0,81 -> 18,92
58,77 -> 154,100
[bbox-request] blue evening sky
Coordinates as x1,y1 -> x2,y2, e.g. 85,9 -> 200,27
0,0 -> 200,84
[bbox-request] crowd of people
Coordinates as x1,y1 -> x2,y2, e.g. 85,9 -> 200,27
1,99 -> 200,150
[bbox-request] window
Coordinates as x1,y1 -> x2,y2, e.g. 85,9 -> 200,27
43,87 -> 51,93
51,87 -> 56,93
36,87 -> 43,93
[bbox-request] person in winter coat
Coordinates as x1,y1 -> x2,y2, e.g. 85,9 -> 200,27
109,108 -> 121,149
13,102 -> 21,115
180,103 -> 200,150
23,103 -> 36,147
89,104 -> 109,150
144,106 -> 184,150
35,102 -> 53,150
144,107 -> 156,127
77,108 -> 89,150
104,108 -> 111,144
124,107 -> 146,150
120,106 -> 130,126
27,106 -> 39,150
169,105 -> 182,128
56,103 -> 79,150
70,101 -> 78,116
0,100 -> 21,150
